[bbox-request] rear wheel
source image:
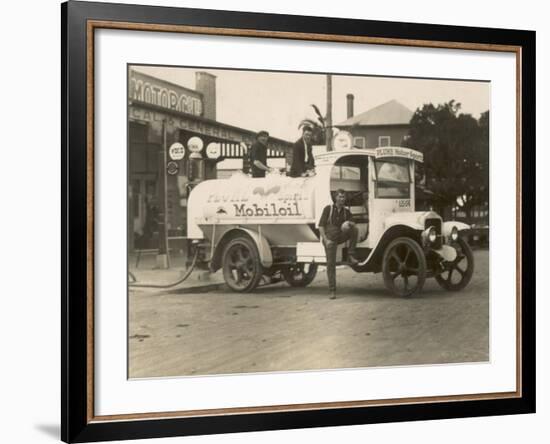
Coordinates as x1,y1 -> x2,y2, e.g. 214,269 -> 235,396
382,237 -> 427,297
222,236 -> 263,292
282,263 -> 318,287
435,238 -> 474,291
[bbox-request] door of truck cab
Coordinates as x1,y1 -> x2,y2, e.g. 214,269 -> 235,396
328,155 -> 371,248
368,156 -> 415,245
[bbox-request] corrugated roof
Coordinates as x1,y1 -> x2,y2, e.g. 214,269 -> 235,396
337,99 -> 413,127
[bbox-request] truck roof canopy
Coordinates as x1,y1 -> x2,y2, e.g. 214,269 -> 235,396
315,146 -> 424,165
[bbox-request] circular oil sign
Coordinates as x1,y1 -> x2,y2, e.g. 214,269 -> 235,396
187,136 -> 204,153
166,161 -> 179,175
332,131 -> 353,151
206,142 -> 221,159
169,142 -> 185,160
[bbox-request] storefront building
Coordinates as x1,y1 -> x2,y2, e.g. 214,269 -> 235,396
128,69 -> 291,252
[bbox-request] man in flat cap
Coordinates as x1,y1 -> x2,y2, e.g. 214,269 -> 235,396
249,130 -> 273,178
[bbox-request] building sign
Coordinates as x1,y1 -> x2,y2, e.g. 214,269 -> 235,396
129,70 -> 203,116
129,107 -> 290,156
169,142 -> 185,160
375,147 -> 424,162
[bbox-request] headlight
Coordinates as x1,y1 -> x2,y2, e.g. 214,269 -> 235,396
422,226 -> 437,245
451,226 -> 459,242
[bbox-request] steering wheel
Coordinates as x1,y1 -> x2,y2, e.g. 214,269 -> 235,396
349,190 -> 366,199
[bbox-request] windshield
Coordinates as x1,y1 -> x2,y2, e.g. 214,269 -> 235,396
374,159 -> 411,198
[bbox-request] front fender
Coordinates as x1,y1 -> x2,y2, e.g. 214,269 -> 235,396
356,224 -> 422,272
432,245 -> 458,262
384,211 -> 442,231
442,221 -> 470,237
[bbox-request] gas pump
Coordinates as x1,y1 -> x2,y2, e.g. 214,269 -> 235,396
186,137 -> 225,189
186,135 -> 205,179
174,136 -> 224,266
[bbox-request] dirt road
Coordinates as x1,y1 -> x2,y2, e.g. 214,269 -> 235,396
129,250 -> 489,378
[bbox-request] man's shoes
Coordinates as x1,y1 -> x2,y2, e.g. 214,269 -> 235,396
329,291 -> 337,300
348,255 -> 359,265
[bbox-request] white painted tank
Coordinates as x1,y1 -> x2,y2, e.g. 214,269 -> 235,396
187,172 -> 319,239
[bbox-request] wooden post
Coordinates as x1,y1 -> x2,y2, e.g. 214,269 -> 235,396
156,119 -> 170,269
326,74 -> 333,151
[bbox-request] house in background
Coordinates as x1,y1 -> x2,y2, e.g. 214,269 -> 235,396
335,96 -> 413,148
335,95 -> 439,212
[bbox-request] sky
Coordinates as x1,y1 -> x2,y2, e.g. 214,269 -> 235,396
133,65 -> 490,142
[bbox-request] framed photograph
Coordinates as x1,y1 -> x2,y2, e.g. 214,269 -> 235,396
62,1 -> 535,442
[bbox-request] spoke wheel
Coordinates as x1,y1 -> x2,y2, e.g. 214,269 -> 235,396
382,237 -> 427,297
222,236 -> 263,292
282,263 -> 318,287
435,238 -> 474,291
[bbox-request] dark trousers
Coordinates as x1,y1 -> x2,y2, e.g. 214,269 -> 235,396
323,226 -> 358,292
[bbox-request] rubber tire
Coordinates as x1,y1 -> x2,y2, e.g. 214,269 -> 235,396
282,263 -> 318,287
382,237 -> 427,297
435,237 -> 475,291
222,236 -> 263,293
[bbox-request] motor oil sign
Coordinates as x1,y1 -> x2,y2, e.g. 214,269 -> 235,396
169,142 -> 185,160
203,178 -> 315,220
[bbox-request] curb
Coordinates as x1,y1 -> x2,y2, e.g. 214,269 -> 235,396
170,282 -> 227,294
129,281 -> 227,294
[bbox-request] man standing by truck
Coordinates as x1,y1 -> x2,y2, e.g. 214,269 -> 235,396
319,189 -> 359,299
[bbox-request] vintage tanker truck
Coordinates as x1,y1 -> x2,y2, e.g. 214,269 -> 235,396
187,147 -> 474,297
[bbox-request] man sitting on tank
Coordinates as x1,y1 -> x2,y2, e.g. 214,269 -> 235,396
319,189 -> 359,300
249,130 -> 274,178
288,126 -> 315,177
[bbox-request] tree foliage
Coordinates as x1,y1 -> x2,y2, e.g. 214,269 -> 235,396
298,104 -> 327,144
405,101 -> 489,220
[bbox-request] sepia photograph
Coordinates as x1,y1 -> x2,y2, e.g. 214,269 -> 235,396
126,65 -> 490,379
57,1 -> 536,441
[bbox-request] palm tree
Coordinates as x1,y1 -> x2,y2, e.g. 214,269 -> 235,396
298,104 -> 327,144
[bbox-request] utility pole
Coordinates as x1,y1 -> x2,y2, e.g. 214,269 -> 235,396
156,119 -> 170,269
326,74 -> 333,151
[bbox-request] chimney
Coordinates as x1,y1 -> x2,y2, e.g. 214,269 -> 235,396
195,72 -> 217,120
346,94 -> 354,119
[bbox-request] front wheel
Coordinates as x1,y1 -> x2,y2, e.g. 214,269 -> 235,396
282,263 -> 318,287
435,238 -> 474,291
382,237 -> 427,297
222,236 -> 263,292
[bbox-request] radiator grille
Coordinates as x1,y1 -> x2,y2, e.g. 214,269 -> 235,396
425,218 -> 442,249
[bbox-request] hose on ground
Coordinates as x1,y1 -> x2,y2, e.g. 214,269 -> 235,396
128,248 -> 200,289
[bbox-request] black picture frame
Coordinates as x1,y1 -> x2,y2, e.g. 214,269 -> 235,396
62,1 -> 536,442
